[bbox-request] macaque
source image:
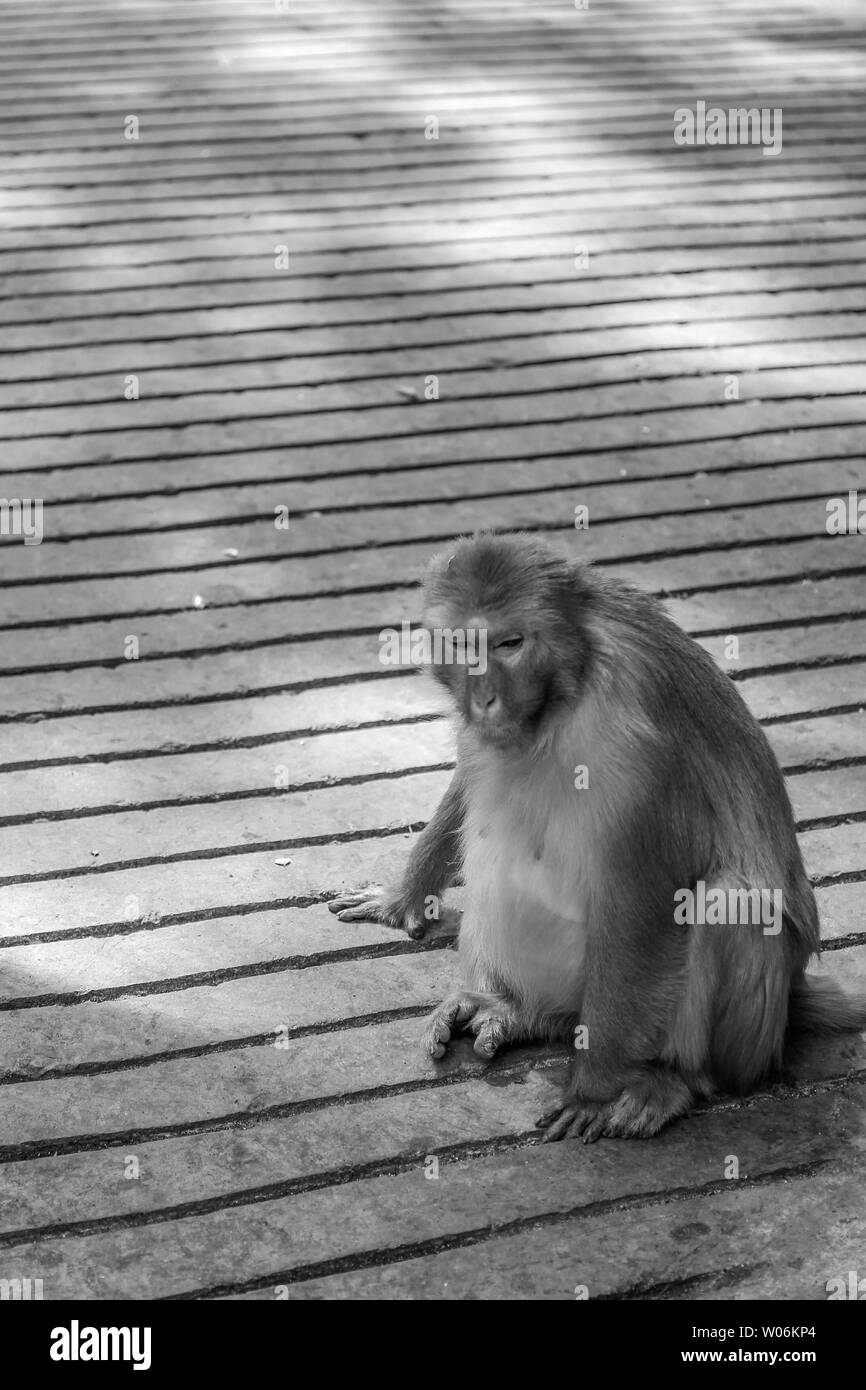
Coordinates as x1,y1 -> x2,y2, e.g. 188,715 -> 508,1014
329,533 -> 866,1140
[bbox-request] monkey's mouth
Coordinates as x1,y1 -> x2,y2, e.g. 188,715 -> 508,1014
471,716 -> 533,750
470,692 -> 552,748
469,713 -> 508,739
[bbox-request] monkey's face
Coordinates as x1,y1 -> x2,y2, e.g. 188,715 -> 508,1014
420,532 -> 586,749
426,618 -> 555,749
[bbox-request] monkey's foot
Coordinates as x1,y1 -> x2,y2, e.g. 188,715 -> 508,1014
422,992 -> 510,1061
599,1071 -> 694,1138
326,885 -> 425,939
537,1070 -> 694,1142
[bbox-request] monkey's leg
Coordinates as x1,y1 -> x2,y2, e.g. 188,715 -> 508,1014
422,990 -> 516,1060
328,772 -> 464,939
536,880 -> 692,1142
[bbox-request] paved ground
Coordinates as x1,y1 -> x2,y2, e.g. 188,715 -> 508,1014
0,0 -> 864,1300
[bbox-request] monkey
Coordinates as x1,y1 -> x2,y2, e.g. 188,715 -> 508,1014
329,532 -> 866,1141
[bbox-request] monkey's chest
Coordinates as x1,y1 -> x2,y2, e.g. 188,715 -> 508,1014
460,799 -> 589,1010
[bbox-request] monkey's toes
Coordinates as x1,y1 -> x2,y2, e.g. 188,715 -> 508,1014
536,1101 -> 610,1144
578,1108 -> 611,1143
535,1102 -> 578,1142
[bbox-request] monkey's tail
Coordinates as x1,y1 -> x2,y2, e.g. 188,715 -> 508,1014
787,975 -> 866,1037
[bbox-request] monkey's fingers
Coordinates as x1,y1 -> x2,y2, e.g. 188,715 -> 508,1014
471,1013 -> 510,1059
327,887 -> 382,920
332,900 -> 384,923
327,887 -> 426,938
423,1027 -> 450,1061
422,996 -> 479,1061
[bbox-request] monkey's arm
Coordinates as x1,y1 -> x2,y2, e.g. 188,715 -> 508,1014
327,770 -> 465,939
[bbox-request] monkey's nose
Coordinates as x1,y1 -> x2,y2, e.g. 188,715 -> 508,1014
470,689 -> 500,719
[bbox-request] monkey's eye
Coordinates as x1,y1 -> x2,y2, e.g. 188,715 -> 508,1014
495,635 -> 524,650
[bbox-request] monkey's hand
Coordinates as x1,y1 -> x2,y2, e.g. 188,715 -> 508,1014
326,885 -> 427,939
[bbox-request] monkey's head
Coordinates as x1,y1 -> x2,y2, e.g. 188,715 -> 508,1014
421,533 -> 587,750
